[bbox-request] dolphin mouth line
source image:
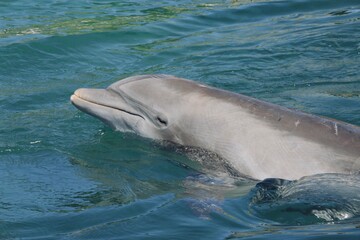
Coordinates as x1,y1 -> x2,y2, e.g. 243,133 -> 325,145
72,93 -> 145,120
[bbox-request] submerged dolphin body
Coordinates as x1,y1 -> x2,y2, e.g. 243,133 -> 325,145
71,75 -> 360,180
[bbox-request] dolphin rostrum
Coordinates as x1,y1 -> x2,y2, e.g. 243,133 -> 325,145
70,75 -> 360,180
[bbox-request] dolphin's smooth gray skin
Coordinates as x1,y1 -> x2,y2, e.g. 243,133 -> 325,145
71,75 -> 360,180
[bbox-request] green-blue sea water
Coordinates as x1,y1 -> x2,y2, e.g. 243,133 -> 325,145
1,0 -> 360,239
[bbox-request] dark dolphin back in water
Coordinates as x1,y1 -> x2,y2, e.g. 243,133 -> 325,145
250,173 -> 360,224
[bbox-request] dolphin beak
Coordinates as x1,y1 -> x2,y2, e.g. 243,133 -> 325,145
71,88 -> 109,106
71,88 -> 137,114
71,88 -> 111,113
70,88 -> 144,129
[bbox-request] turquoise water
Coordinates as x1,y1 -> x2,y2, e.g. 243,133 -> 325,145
1,0 -> 360,239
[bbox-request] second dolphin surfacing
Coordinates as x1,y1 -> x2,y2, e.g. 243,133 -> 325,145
71,75 -> 360,180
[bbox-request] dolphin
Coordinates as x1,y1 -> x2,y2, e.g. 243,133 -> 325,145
70,74 -> 360,180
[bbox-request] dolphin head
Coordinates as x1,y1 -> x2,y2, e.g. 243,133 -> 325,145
70,75 -> 202,142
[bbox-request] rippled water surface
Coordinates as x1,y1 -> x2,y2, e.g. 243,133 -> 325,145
1,0 -> 360,239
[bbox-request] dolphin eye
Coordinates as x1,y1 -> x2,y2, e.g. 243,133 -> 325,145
156,116 -> 168,126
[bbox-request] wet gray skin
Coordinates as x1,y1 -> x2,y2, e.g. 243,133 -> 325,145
71,75 -> 360,180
